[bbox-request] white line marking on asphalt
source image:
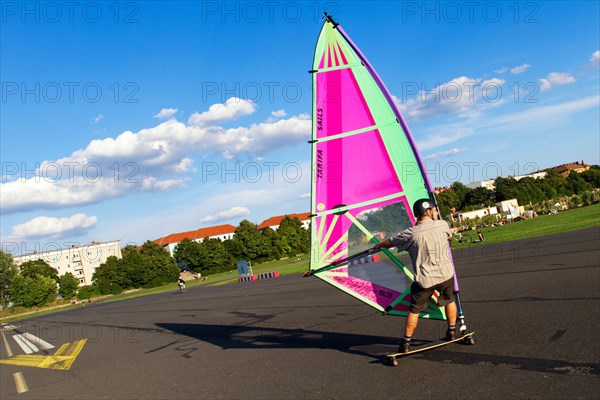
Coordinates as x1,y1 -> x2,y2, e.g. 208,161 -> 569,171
13,333 -> 55,354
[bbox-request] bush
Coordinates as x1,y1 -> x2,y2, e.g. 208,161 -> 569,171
10,275 -> 57,308
77,285 -> 100,300
98,282 -> 123,295
568,196 -> 582,209
581,191 -> 593,206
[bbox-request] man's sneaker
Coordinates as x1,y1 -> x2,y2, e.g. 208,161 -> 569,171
445,329 -> 457,341
398,340 -> 411,353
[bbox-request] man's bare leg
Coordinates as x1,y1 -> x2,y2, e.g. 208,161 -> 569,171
404,312 -> 420,337
445,301 -> 457,327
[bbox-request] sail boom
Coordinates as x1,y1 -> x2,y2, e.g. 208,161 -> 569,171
313,62 -> 363,73
312,121 -> 398,144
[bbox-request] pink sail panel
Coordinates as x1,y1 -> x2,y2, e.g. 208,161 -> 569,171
332,272 -> 441,316
331,274 -> 401,309
314,129 -> 403,212
315,68 -> 375,139
318,41 -> 349,69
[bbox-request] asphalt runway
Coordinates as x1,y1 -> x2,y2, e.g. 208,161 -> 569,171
1,227 -> 599,399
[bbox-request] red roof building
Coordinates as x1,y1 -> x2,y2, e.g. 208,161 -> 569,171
154,224 -> 236,255
257,212 -> 311,231
553,161 -> 590,177
152,212 -> 312,256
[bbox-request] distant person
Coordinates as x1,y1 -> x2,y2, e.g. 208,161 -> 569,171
178,278 -> 186,293
477,230 -> 485,242
374,198 -> 457,353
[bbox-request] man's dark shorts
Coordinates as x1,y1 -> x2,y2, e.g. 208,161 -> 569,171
409,277 -> 455,314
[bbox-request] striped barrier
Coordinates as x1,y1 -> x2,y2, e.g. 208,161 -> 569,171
257,271 -> 279,280
238,275 -> 257,283
349,254 -> 380,266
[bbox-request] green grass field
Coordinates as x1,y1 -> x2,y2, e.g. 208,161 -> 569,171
2,204 -> 598,322
453,203 -> 600,247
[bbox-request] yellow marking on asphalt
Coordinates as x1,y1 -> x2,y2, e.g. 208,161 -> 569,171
0,339 -> 87,370
1,328 -> 14,357
13,372 -> 29,393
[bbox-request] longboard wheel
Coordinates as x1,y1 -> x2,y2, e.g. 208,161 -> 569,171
465,336 -> 475,345
392,359 -> 399,367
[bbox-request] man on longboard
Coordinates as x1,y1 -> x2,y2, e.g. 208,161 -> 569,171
374,198 -> 458,353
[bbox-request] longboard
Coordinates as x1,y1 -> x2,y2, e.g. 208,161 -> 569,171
386,331 -> 475,366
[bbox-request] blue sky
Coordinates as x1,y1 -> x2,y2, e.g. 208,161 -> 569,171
1,1 -> 599,255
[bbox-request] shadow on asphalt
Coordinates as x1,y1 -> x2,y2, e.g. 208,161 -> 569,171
153,322 -> 600,374
153,322 -> 401,362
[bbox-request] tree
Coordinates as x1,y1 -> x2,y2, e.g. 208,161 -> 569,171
196,237 -> 234,275
93,242 -> 179,293
223,238 -> 244,261
451,182 -> 472,209
0,251 -> 17,306
494,177 -> 520,202
93,256 -> 124,294
139,241 -> 179,286
58,272 -> 79,299
233,220 -> 271,262
277,216 -> 310,257
436,189 -> 460,218
517,177 -> 546,205
543,169 -> 568,197
465,187 -> 495,207
10,274 -> 57,308
121,244 -> 140,257
581,165 -> 600,188
19,259 -> 58,282
566,171 -> 593,195
261,228 -> 281,260
174,239 -> 204,271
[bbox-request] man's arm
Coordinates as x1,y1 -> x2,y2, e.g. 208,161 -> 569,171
374,238 -> 393,249
374,229 -> 412,251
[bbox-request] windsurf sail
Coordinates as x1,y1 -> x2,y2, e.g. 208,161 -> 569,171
309,13 -> 464,323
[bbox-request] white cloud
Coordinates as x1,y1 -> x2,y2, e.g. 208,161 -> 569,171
188,97 -> 256,126
199,206 -> 250,223
494,67 -> 508,74
417,129 -> 473,151
510,64 -> 531,74
589,50 -> 600,67
424,148 -> 467,160
539,72 -> 576,91
0,98 -> 310,215
91,114 -> 104,124
298,192 -> 311,199
1,176 -> 186,214
477,95 -> 599,134
271,109 -> 287,118
154,108 -> 178,119
413,95 -> 599,152
220,114 -> 311,159
395,76 -> 506,121
10,213 -> 97,240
